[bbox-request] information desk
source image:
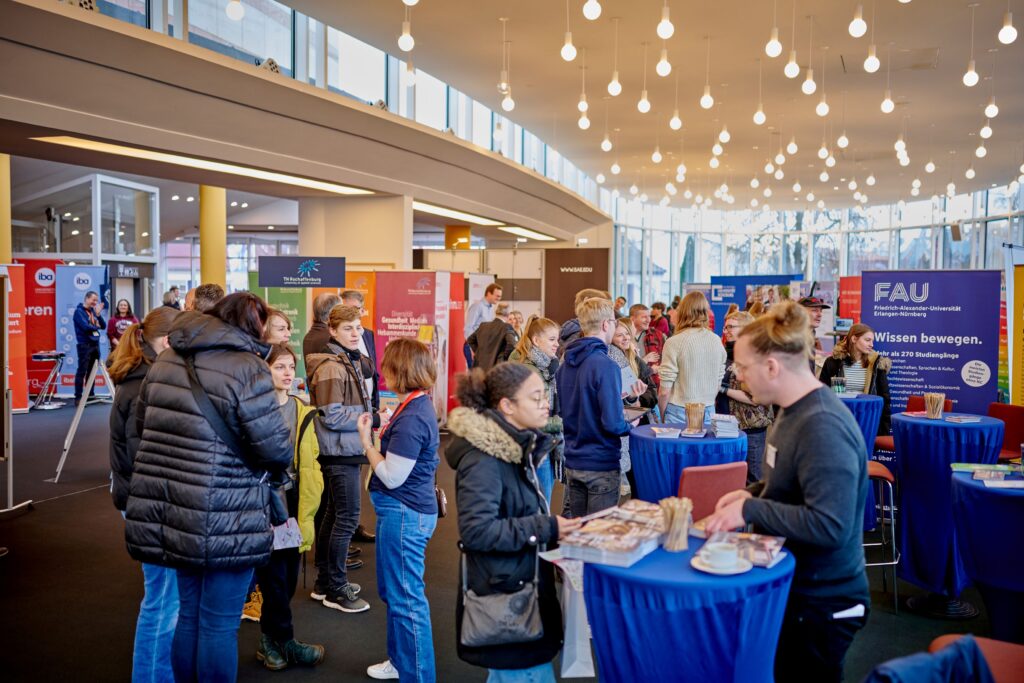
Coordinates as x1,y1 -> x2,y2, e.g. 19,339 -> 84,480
629,426 -> 747,503
837,394 -> 884,530
584,545 -> 795,683
952,472 -> 1024,642
891,413 -> 1004,597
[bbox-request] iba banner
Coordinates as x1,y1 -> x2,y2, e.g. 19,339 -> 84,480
861,270 -> 1000,414
55,265 -> 111,397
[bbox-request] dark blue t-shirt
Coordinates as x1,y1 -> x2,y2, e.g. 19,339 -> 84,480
369,394 -> 440,514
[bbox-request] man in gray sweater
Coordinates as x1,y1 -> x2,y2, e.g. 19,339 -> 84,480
706,301 -> 868,683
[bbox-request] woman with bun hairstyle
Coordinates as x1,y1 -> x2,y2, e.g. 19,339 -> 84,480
108,305 -> 179,683
819,323 -> 892,435
446,363 -> 582,682
508,315 -> 563,505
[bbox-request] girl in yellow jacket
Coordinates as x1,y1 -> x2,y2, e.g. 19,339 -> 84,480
253,343 -> 326,670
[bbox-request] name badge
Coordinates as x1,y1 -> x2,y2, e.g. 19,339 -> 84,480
765,444 -> 778,469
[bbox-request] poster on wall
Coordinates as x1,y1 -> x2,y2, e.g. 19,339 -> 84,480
1003,245 -> 1024,404
861,270 -> 1001,414
1013,265 -> 1024,406
0,265 -> 29,411
448,272 -> 467,413
709,275 -> 802,334
248,273 -> 309,381
839,276 -> 863,325
14,258 -> 61,394
543,248 -> 610,324
55,265 -> 110,397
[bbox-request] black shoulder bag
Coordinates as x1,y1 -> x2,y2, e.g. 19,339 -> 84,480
183,356 -> 290,526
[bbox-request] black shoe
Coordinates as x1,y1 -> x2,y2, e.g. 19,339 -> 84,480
348,545 -> 362,558
322,584 -> 370,613
353,525 -> 376,543
346,558 -> 364,571
283,639 -> 325,666
257,634 -> 288,671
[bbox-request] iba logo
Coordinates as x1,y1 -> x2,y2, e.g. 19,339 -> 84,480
34,267 -> 55,287
73,272 -> 93,291
297,259 -> 321,277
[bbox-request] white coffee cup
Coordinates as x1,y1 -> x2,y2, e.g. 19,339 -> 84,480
699,542 -> 739,570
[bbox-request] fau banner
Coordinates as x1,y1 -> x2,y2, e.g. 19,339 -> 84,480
55,265 -> 111,397
861,270 -> 1000,414
258,256 -> 346,288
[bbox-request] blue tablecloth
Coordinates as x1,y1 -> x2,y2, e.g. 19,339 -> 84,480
952,472 -> 1024,642
630,425 -> 747,502
838,394 -> 884,531
584,544 -> 795,683
892,413 -> 1005,596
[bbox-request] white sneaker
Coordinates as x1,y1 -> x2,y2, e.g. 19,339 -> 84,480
367,660 -> 399,680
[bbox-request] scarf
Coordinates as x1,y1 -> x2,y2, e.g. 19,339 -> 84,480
527,345 -> 553,377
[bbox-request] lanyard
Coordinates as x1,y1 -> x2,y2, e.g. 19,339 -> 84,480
380,390 -> 426,439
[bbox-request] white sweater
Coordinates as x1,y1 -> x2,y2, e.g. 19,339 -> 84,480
659,327 -> 727,408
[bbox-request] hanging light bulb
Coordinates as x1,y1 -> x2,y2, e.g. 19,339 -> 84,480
712,142 -> 724,156
817,143 -> 829,160
709,157 -> 721,169
765,26 -> 783,58
848,179 -> 858,191
578,93 -> 588,113
656,46 -> 672,77
638,90 -> 651,113
894,136 -> 906,152
837,132 -> 849,149
578,113 -> 590,130
561,33 -> 577,61
700,85 -> 714,109
611,162 -> 621,174
402,0 -> 419,5
826,155 -> 837,168
652,146 -> 663,163
820,170 -> 830,182
670,110 -> 683,130
608,72 -> 622,96
898,156 -> 910,167
657,3 -> 675,40
774,168 -> 785,180
1000,6 -> 1018,44
678,161 -> 687,175
947,181 -> 957,196
881,89 -> 895,113
985,97 -> 999,118
816,95 -> 829,117
965,165 -> 976,179
225,0 -> 245,21
751,176 -> 761,189
964,5 -> 979,85
398,19 -> 415,52
685,189 -> 693,199
601,136 -> 613,152
765,160 -> 775,174
666,182 -> 677,195
607,18 -> 621,95
719,125 -> 731,144
763,187 -> 773,198
751,198 -> 760,207
849,4 -> 867,37
817,199 -> 826,209
786,137 -> 798,155
802,68 -> 817,95
793,180 -> 802,192
784,50 -> 800,78
912,178 -> 922,188
629,183 -> 639,195
866,173 -> 876,186
775,151 -> 786,165
864,44 -> 880,73
596,173 -> 606,184
583,0 -> 602,21
806,191 -> 815,201
980,120 -> 993,139
501,91 -> 515,112
754,107 -> 766,125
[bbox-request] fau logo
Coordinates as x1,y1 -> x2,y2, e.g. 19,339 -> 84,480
873,282 -> 929,303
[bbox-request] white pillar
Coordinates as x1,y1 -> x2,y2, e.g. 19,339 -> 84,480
298,195 -> 413,269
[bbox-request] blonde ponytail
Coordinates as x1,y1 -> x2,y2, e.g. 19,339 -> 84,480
738,300 -> 813,364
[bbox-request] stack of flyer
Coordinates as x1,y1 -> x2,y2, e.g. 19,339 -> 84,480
706,531 -> 788,568
710,414 -> 740,438
560,501 -> 665,568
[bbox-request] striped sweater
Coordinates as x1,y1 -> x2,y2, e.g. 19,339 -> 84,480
658,327 -> 727,408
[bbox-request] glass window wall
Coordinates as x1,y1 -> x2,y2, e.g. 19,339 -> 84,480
188,0 -> 293,76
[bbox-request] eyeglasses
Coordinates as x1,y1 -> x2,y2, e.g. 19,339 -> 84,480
512,392 -> 549,409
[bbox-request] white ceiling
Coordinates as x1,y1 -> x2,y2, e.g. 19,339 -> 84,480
288,0 -> 1024,210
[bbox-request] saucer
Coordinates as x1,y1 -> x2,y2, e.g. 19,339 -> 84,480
690,555 -> 753,576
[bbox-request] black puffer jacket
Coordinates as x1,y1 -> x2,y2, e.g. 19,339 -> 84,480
445,407 -> 563,671
124,313 -> 292,569
108,344 -> 156,511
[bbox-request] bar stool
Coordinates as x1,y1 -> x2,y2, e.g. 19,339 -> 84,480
864,460 -> 900,612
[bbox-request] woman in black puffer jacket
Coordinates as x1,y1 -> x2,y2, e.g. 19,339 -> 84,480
125,292 -> 292,683
446,364 -> 582,681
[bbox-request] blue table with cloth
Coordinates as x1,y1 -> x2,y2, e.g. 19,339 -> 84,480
838,394 -> 884,531
892,413 -> 1005,596
629,425 -> 747,502
952,471 -> 1024,642
583,544 -> 795,683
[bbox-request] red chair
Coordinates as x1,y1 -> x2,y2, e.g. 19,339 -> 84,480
929,634 -> 1024,683
678,462 -> 748,522
864,461 -> 900,612
874,394 -> 954,454
987,403 -> 1024,463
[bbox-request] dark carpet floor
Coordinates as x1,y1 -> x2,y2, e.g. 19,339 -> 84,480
0,405 -> 995,682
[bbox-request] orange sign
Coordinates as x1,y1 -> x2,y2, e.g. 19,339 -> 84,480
310,271 -> 376,332
2,265 -> 29,411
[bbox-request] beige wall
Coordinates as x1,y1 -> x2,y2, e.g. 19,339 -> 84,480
298,195 -> 413,270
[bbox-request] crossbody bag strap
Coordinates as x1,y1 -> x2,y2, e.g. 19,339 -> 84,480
294,397 -> 317,488
184,355 -> 244,459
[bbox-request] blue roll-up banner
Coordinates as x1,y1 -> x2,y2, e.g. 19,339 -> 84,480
861,270 -> 1001,414
708,274 -> 803,334
258,256 -> 346,288
55,265 -> 111,397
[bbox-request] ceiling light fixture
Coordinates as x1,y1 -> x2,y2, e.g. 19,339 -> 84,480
709,157 -> 720,169
657,0 -> 675,39
638,43 -> 652,112
608,18 -> 622,95
964,4 -> 980,86
793,180 -> 802,192
784,0 -> 800,77
766,0 -> 783,57
402,0 -> 418,5
976,142 -> 987,158
498,226 -> 557,241
398,6 -> 415,52
611,161 -> 621,174
499,20 -> 515,111
561,0 -> 577,61
656,42 -> 672,77
413,202 -> 505,226
652,144 -> 663,163
601,105 -> 613,151
881,44 -> 895,113
719,125 -> 731,144
596,173 -> 606,183
802,16 -> 817,94
712,142 -> 724,156
849,3 -> 868,37
816,48 -> 830,116
980,120 -> 993,138
754,58 -> 767,125
999,0 -> 1017,44
583,0 -> 602,21
225,0 -> 244,21
670,70 -> 683,130
965,165 -> 976,179
787,136 -> 798,155
578,49 -> 589,113
700,36 -> 714,109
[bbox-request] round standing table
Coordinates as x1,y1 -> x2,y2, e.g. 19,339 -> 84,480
837,394 -> 884,530
584,544 -> 795,683
952,471 -> 1024,642
629,425 -> 747,502
891,413 -> 1005,616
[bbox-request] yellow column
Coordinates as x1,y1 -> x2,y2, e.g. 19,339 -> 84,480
0,154 -> 11,263
199,185 -> 226,286
134,191 -> 152,256
445,224 -> 471,250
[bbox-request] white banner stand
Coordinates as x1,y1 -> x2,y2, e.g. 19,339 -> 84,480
49,359 -> 115,483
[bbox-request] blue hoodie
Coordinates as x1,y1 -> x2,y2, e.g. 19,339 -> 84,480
556,336 -> 630,471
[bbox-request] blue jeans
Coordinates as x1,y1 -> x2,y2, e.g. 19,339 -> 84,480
487,663 -> 557,682
535,458 -> 554,512
663,403 -> 712,427
371,490 -> 437,683
173,566 -> 253,683
133,562 -> 178,683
